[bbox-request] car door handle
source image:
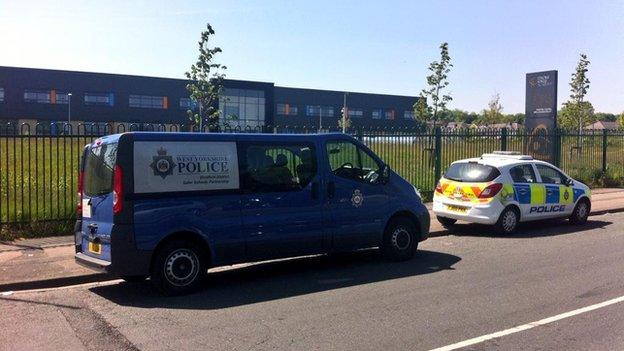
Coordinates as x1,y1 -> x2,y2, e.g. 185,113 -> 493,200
546,190 -> 554,195
327,181 -> 335,199
518,189 -> 528,195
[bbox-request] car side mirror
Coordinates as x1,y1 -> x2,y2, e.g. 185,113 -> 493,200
566,178 -> 574,186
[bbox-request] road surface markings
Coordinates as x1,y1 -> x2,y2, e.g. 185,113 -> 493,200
429,294 -> 624,351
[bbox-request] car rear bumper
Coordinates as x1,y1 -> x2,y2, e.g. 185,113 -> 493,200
432,197 -> 503,225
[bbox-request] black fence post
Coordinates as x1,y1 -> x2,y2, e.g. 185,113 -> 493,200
553,128 -> 561,168
602,129 -> 608,174
501,128 -> 507,151
434,127 -> 442,183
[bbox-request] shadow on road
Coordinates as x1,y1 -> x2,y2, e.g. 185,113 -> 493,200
446,218 -> 612,238
90,249 -> 460,310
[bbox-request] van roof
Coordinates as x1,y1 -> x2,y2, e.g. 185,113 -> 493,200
96,132 -> 355,143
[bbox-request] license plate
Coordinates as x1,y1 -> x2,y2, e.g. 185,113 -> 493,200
447,205 -> 468,213
82,199 -> 91,218
88,242 -> 101,255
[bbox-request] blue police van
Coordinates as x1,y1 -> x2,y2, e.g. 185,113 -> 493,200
75,132 -> 430,294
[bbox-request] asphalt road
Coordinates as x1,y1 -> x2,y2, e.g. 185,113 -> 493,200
2,212 -> 624,351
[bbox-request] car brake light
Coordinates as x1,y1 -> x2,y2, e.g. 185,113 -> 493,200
478,183 -> 503,198
76,171 -> 84,215
113,165 -> 123,214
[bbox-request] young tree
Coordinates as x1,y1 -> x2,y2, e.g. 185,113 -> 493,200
421,42 -> 453,128
185,23 -> 227,131
619,112 -> 624,127
482,93 -> 504,125
413,93 -> 432,124
562,53 -> 591,134
558,101 -> 595,129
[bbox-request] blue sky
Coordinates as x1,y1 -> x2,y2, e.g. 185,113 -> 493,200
1,0 -> 622,113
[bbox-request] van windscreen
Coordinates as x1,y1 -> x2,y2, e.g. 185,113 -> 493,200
444,162 -> 500,182
84,142 -> 118,197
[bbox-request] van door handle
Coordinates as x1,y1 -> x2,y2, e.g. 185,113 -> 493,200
327,181 -> 335,199
311,182 -> 319,200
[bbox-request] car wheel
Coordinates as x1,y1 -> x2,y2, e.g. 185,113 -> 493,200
495,207 -> 519,235
570,199 -> 590,225
150,240 -> 207,295
382,218 -> 418,261
120,275 -> 147,283
437,216 -> 457,229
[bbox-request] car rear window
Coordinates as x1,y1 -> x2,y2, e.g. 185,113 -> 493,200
84,142 -> 118,197
444,162 -> 500,182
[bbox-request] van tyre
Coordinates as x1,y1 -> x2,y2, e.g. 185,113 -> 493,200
150,240 -> 207,295
570,199 -> 590,225
437,216 -> 457,229
382,218 -> 418,261
495,207 -> 519,235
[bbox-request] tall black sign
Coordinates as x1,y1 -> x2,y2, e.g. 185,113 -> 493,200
525,70 -> 557,162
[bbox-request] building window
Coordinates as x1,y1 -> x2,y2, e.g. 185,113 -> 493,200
277,103 -> 298,116
404,111 -> 415,120
129,94 -> 167,109
0,88 -> 4,102
179,97 -> 197,110
385,109 -> 395,120
52,91 -> 70,105
347,108 -> 363,118
372,109 -> 382,119
24,89 -> 51,104
219,88 -> 266,128
85,93 -> 114,106
305,105 -> 334,118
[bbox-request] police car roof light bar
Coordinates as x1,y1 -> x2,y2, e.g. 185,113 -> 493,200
481,151 -> 533,160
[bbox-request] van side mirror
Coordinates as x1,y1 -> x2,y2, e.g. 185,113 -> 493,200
380,165 -> 390,184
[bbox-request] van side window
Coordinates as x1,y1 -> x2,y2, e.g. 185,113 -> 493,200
536,164 -> 566,184
240,143 -> 317,192
326,140 -> 382,184
509,164 -> 536,183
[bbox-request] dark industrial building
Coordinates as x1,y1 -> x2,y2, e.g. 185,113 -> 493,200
0,66 -> 419,131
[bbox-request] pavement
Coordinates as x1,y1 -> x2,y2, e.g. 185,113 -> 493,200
2,210 -> 624,350
0,188 -> 623,293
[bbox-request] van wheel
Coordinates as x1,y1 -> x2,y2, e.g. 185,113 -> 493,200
120,275 -> 147,283
382,218 -> 418,261
495,207 -> 519,235
570,199 -> 590,225
437,216 -> 457,229
150,240 -> 207,295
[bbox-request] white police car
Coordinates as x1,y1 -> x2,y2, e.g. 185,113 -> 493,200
433,151 -> 591,234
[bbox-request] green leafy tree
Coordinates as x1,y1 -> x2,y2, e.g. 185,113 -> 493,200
185,23 -> 227,131
421,42 -> 453,128
558,101 -> 595,129
562,54 -> 591,134
619,112 -> 624,127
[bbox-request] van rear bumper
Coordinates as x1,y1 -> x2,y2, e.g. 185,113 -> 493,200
74,221 -> 152,277
75,252 -> 111,272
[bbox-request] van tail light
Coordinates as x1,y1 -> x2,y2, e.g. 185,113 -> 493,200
113,165 -> 123,214
76,171 -> 84,215
478,183 -> 503,198
435,182 -> 443,194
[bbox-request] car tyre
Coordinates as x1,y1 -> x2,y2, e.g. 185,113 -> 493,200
495,207 -> 519,235
150,240 -> 207,296
437,216 -> 457,229
569,198 -> 590,225
382,218 -> 418,261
